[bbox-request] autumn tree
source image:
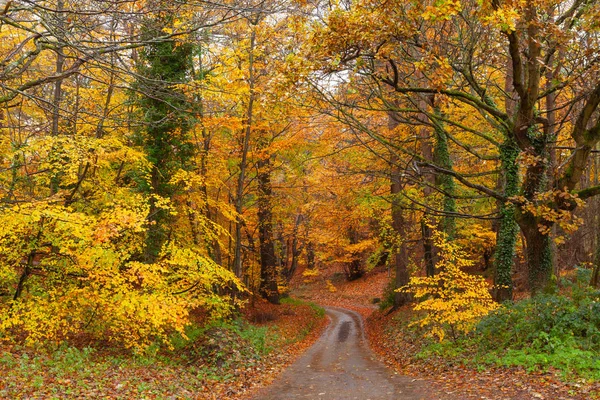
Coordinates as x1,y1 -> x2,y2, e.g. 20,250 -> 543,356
206,1 -> 317,303
0,0 -> 241,349
305,0 -> 600,297
133,6 -> 196,262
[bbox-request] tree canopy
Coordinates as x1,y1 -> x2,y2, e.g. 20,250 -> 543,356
2,0 -> 600,350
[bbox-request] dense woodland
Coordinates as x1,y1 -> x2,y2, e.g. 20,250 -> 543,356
2,0 -> 600,396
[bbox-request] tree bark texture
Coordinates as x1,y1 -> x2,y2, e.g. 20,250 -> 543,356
257,157 -> 280,304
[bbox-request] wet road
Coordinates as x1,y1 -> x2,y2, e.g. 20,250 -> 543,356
252,306 -> 435,400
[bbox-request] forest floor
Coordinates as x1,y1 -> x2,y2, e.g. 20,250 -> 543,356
3,265 -> 600,399
250,306 -> 446,400
287,264 -> 600,400
0,299 -> 327,399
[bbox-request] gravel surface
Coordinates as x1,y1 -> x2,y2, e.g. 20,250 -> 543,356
252,306 -> 445,400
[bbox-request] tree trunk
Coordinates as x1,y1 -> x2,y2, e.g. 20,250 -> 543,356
277,224 -> 286,276
306,241 -> 316,269
144,166 -> 166,263
389,114 -> 410,307
520,141 -> 553,293
199,128 -> 223,265
519,215 -> 554,294
197,83 -> 222,264
136,15 -> 194,264
51,0 -> 65,138
433,106 -> 456,239
233,27 -> 257,279
257,157 -> 279,304
417,95 -> 438,276
391,166 -> 410,307
283,215 -> 302,281
289,246 -> 300,281
591,225 -> 600,288
345,226 -> 364,281
591,144 -> 600,289
545,46 -> 560,278
493,138 -> 520,301
48,0 -> 65,196
422,221 -> 435,277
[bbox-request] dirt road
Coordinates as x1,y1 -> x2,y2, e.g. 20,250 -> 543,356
252,306 -> 441,400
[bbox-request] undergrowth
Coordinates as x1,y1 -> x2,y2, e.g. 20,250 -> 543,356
0,297 -> 324,398
168,318 -> 272,380
416,267 -> 600,381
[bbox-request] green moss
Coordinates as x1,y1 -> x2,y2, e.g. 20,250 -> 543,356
493,137 -> 520,299
433,108 -> 456,239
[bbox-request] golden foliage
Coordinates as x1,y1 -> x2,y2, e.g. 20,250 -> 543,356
326,280 -> 337,293
400,231 -> 498,342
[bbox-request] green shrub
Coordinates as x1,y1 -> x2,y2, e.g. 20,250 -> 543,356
470,283 -> 600,380
416,273 -> 600,382
488,345 -> 600,380
174,319 -> 272,368
476,292 -> 600,352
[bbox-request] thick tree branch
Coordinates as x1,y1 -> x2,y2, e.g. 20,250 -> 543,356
417,161 -> 506,201
578,184 -> 600,200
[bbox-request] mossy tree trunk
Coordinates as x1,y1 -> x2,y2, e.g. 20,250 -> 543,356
493,139 -> 520,301
591,226 -> 600,288
519,215 -> 554,294
433,107 -> 456,240
135,14 -> 195,263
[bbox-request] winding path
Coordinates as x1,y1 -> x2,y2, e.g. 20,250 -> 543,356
252,306 -> 436,400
